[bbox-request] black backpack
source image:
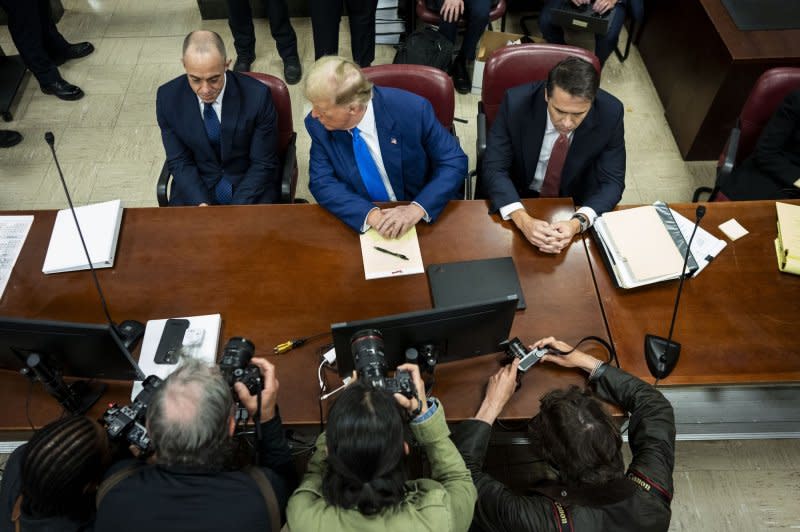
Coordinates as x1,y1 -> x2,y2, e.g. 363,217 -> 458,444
393,27 -> 454,71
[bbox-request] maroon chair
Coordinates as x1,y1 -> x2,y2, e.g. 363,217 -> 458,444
474,44 -> 601,197
157,72 -> 300,206
414,0 -> 507,33
362,64 -> 455,132
362,63 -> 470,198
693,67 -> 800,202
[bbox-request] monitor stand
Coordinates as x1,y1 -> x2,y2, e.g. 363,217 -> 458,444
22,353 -> 107,415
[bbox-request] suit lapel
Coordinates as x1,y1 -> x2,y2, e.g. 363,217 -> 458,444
524,86 -> 548,189
372,88 -> 404,200
220,71 -> 238,163
180,78 -> 212,156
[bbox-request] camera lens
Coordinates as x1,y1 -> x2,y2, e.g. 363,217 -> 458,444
351,329 -> 387,382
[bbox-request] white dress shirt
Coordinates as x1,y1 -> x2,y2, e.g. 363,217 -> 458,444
196,72 -> 227,123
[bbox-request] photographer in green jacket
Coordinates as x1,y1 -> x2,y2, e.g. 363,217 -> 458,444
287,363 -> 477,531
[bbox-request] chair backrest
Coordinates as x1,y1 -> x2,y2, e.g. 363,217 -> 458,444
243,72 -> 294,154
734,67 -> 800,165
362,64 -> 455,131
416,0 -> 506,24
481,44 -> 601,129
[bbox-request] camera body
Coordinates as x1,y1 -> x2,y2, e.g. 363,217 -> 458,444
503,337 -> 550,372
351,329 -> 415,399
219,337 -> 263,396
103,375 -> 163,453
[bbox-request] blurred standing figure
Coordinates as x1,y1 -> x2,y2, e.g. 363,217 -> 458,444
225,0 -> 302,84
309,0 -> 378,67
0,0 -> 94,100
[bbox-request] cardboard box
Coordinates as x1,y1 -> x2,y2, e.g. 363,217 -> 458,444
471,31 -> 525,95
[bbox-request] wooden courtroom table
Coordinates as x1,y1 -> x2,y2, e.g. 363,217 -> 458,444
638,0 -> 800,160
0,199 -> 609,431
586,200 -> 800,386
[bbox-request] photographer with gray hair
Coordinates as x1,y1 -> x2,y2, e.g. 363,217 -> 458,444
94,357 -> 296,532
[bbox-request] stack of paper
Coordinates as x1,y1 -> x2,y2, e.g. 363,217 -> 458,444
775,202 -> 800,275
0,215 -> 34,299
593,202 -> 726,289
359,226 -> 424,280
42,199 -> 123,274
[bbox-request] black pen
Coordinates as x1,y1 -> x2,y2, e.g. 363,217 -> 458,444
374,246 -> 409,261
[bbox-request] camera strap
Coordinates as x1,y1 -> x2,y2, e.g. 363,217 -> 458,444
244,465 -> 281,532
96,463 -> 142,509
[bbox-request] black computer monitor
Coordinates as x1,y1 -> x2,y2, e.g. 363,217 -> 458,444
331,295 -> 519,378
0,317 -> 143,381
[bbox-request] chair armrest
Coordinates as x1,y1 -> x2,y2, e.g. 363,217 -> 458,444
280,132 -> 298,204
476,104 -> 487,166
718,120 -> 741,183
156,161 -> 170,207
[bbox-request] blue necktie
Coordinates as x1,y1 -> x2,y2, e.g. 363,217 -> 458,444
352,127 -> 389,202
203,103 -> 232,204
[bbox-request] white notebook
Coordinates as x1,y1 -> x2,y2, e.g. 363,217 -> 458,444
42,199 -> 123,274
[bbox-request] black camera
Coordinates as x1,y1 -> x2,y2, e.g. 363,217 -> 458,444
219,337 -> 263,396
350,329 -> 415,399
103,375 -> 163,453
502,337 -> 550,372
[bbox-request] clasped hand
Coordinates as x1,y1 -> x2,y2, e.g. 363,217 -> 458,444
511,210 -> 579,254
367,204 -> 425,239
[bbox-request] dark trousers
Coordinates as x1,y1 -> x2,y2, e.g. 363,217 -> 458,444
309,0 -> 377,67
225,0 -> 298,62
0,0 -> 68,85
438,0 -> 491,62
539,0 -> 627,65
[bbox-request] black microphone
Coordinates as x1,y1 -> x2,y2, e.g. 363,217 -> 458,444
644,205 -> 706,380
44,132 -> 145,378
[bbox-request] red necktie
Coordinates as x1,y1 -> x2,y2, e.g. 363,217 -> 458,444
540,133 -> 569,197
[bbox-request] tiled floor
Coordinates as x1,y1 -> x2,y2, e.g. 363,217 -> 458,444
2,3 -> 797,531
0,0 -> 716,210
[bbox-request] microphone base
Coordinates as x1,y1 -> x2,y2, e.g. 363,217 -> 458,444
644,334 -> 681,380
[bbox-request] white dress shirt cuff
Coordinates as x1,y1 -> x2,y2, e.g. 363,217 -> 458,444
575,206 -> 598,228
361,207 -> 380,233
499,202 -> 525,220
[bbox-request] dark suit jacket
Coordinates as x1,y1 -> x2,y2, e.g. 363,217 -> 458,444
305,86 -> 468,232
482,81 -> 626,216
720,90 -> 800,200
156,71 -> 279,206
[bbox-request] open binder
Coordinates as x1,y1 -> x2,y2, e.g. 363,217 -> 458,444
592,202 -> 724,289
775,202 -> 800,275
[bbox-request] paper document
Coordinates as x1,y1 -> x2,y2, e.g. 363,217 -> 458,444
601,205 -> 685,282
775,202 -> 800,275
663,204 -> 727,277
0,216 -> 34,300
359,227 -> 424,280
132,313 -> 221,399
42,199 -> 123,274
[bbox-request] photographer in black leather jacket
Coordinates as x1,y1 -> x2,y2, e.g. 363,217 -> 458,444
452,337 -> 675,532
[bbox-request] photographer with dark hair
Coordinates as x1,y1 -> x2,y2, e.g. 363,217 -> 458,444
0,415 -> 111,532
287,364 -> 477,531
453,337 -> 675,532
94,357 -> 297,532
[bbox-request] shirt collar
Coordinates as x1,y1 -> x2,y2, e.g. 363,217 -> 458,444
197,70 -> 227,109
353,99 -> 375,134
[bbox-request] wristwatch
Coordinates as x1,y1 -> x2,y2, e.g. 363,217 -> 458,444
571,213 -> 590,233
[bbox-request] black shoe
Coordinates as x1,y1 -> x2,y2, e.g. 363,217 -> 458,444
0,130 -> 22,148
283,56 -> 302,85
233,56 -> 253,72
41,79 -> 85,101
54,41 -> 95,66
450,57 -> 471,95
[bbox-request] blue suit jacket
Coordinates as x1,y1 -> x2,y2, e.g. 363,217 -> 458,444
482,81 -> 625,216
305,86 -> 468,232
156,71 -> 279,206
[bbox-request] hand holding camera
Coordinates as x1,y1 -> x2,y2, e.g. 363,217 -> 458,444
531,336 -> 600,373
234,357 -> 279,422
392,363 -> 428,418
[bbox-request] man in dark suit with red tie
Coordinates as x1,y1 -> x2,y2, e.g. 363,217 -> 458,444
156,30 -> 279,206
482,57 -> 625,254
